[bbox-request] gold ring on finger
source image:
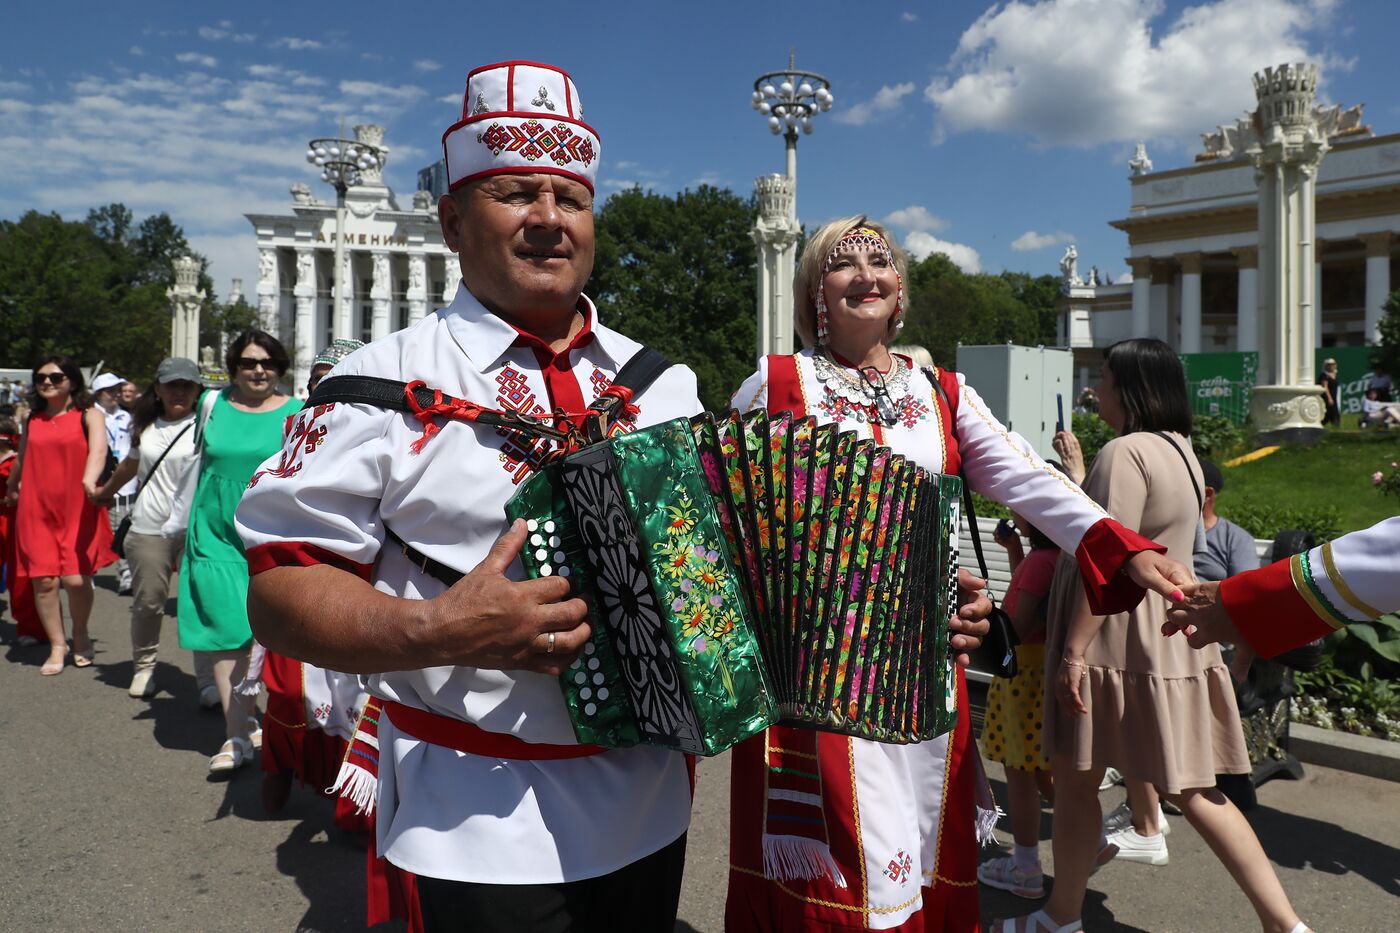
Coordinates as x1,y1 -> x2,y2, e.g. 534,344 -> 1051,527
546,631 -> 556,655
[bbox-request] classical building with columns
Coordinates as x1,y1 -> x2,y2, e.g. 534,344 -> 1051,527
246,126 -> 457,394
1060,93 -> 1399,396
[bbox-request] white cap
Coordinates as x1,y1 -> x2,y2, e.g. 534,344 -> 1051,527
441,60 -> 600,194
90,373 -> 125,392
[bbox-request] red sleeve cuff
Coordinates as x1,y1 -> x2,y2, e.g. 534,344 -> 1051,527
245,541 -> 373,581
1074,517 -> 1167,616
1219,558 -> 1335,658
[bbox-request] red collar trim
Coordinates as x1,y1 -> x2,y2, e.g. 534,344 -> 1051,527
827,348 -> 904,375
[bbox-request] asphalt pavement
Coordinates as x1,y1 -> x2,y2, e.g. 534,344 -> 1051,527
2,570 -> 1397,932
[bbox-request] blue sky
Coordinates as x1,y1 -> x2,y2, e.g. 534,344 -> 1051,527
1,0 -> 1393,300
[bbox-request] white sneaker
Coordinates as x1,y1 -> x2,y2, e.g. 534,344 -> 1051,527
1103,801 -> 1170,836
198,684 -> 220,710
1098,767 -> 1123,791
1105,827 -> 1169,865
128,668 -> 157,699
977,855 -> 1045,899
117,569 -> 133,595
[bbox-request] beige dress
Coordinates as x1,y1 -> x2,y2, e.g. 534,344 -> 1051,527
1044,431 -> 1250,793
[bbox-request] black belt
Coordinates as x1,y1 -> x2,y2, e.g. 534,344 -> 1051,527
385,526 -> 464,588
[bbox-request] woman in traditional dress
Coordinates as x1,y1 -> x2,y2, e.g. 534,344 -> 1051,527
4,356 -> 115,674
175,331 -> 301,773
725,218 -> 1191,933
1037,339 -> 1308,933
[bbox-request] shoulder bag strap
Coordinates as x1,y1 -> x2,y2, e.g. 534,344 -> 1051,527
132,421 -> 195,505
925,368 -> 992,585
1150,431 -> 1203,514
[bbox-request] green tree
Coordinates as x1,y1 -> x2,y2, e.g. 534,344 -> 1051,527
899,253 -> 1048,369
1371,288 -> 1400,380
590,185 -> 758,410
0,204 -> 210,381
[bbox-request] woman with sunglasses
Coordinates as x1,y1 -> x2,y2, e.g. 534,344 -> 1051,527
4,356 -> 116,675
175,330 -> 299,773
725,218 -> 1191,933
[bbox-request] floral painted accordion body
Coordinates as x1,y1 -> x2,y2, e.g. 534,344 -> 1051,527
504,410 -> 963,756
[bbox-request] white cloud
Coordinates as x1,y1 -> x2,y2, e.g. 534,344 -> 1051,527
904,231 -> 981,273
271,36 -> 323,51
414,59 -> 442,72
129,45 -> 144,56
1011,229 -> 1075,252
439,93 -> 460,106
926,0 -> 1336,148
198,23 -> 255,43
883,205 -> 949,234
0,62 -> 432,299
0,80 -> 30,95
835,81 -> 916,126
175,52 -> 218,69
901,11 -> 918,22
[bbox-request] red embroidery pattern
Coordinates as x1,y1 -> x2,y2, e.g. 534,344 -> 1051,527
248,403 -> 337,489
477,119 -> 596,167
495,366 -> 552,485
883,849 -> 913,886
816,389 -> 929,430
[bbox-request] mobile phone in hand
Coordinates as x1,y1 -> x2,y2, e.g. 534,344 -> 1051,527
996,518 -> 1015,539
1056,393 -> 1065,433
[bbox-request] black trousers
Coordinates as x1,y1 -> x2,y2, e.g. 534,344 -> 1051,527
415,832 -> 687,933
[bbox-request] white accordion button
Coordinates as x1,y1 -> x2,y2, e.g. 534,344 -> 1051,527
597,688 -> 609,701
530,534 -> 543,546
539,564 -> 553,576
579,687 -> 592,700
584,702 -> 597,716
535,548 -> 549,561
544,520 -> 556,533
587,657 -> 600,671
584,642 -> 595,655
559,566 -> 571,578
592,672 -> 604,685
526,519 -> 539,532
575,671 -> 587,684
554,551 -> 566,563
549,535 -> 561,548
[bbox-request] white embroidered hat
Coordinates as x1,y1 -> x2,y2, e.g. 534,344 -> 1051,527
441,60 -> 600,194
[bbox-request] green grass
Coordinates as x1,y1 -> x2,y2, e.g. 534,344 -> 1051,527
1216,431 -> 1400,538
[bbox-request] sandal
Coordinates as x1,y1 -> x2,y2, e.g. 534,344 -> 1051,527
40,652 -> 67,676
72,638 -> 94,668
995,909 -> 1082,932
208,736 -> 253,774
978,855 -> 1045,898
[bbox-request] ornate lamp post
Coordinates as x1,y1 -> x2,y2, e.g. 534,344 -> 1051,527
306,129 -> 386,342
749,54 -> 833,358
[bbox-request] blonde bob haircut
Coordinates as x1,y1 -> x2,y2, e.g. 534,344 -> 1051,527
793,215 -> 909,348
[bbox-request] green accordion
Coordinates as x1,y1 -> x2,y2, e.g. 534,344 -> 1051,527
504,410 -> 962,757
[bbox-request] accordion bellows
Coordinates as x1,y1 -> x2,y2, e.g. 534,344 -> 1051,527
505,411 -> 962,756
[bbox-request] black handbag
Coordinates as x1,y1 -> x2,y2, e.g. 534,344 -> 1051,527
112,422 -> 193,559
925,370 -> 1020,679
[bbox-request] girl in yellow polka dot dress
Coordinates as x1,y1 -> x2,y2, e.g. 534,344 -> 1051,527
978,509 -> 1059,899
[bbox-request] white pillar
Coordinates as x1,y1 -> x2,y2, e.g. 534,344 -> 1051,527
1362,232 -> 1393,345
752,173 -> 799,358
370,251 -> 391,341
1127,257 -> 1152,338
1178,252 -> 1204,353
1232,247 -> 1259,353
407,252 -> 428,324
293,249 -> 317,395
167,256 -> 204,363
257,247 -> 279,336
1313,254 -> 1324,356
335,249 -> 355,341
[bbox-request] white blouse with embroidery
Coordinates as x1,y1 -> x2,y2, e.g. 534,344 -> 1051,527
235,286 -> 701,885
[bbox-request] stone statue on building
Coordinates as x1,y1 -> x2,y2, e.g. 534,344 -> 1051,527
1129,141 -> 1153,175
291,182 -> 318,205
297,251 -> 315,286
1059,245 -> 1082,290
200,345 -> 216,372
412,189 -> 434,211
410,260 -> 425,294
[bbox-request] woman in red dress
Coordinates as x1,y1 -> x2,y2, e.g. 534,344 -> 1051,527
3,357 -> 116,674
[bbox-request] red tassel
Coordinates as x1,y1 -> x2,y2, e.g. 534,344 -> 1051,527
403,379 -> 487,454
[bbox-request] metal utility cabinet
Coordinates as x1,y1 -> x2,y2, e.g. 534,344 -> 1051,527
954,345 -> 1073,464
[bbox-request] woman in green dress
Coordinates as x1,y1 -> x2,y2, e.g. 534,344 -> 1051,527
177,331 -> 300,774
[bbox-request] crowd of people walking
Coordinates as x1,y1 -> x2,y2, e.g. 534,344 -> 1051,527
9,54 -> 1385,933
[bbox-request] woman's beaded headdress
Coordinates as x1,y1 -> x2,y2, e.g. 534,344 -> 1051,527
815,225 -> 903,346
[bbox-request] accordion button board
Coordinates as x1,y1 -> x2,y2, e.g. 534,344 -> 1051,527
505,411 -> 962,756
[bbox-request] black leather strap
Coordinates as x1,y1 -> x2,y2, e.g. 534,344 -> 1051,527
385,525 -> 464,588
925,368 -> 991,582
